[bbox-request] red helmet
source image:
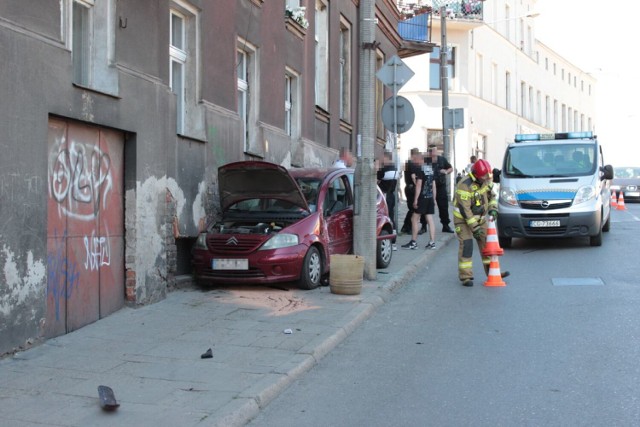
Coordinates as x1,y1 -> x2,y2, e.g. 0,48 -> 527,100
472,159 -> 492,178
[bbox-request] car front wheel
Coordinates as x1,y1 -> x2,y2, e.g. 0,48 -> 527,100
376,230 -> 393,269
298,246 -> 322,290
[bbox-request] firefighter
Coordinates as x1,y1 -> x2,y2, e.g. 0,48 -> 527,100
453,159 -> 510,286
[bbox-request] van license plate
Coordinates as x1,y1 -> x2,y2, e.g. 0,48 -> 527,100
212,259 -> 248,270
530,220 -> 560,227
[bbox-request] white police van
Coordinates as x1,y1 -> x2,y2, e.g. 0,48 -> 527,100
495,132 -> 614,247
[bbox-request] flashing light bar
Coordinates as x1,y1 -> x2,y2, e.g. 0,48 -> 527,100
514,131 -> 594,143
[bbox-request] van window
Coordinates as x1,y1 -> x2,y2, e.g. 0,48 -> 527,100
504,144 -> 596,178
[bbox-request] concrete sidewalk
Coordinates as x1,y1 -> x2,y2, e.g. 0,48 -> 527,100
0,208 -> 455,427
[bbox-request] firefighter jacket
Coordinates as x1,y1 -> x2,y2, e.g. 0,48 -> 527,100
453,174 -> 498,231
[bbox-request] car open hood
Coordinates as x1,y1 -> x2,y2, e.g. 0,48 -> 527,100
218,161 -> 309,212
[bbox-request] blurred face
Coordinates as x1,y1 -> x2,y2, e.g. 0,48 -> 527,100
476,172 -> 492,183
428,148 -> 437,157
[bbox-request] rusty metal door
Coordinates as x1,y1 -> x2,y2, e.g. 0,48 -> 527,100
46,119 -> 125,337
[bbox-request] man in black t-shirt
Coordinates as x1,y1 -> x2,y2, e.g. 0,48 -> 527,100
426,146 -> 454,233
400,148 -> 426,234
377,151 -> 398,232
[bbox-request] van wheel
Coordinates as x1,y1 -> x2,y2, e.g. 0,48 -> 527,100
602,212 -> 611,232
298,246 -> 322,290
498,236 -> 512,248
376,230 -> 392,269
589,227 -> 603,247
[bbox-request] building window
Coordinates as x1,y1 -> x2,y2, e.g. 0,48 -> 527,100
545,95 -> 550,128
170,11 -> 186,134
505,71 -> 511,111
169,1 -> 203,139
429,46 -> 455,90
237,40 -> 259,155
69,0 -> 117,94
72,1 -> 91,86
285,69 -> 300,137
520,81 -> 526,118
528,86 -> 533,120
475,53 -> 483,98
491,62 -> 498,104
339,17 -> 352,121
315,0 -> 329,110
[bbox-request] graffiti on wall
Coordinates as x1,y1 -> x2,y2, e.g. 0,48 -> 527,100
49,139 -> 113,221
84,229 -> 111,271
46,229 -> 80,321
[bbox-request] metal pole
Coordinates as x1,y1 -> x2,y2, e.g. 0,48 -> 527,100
440,7 -> 450,198
392,65 -> 399,234
355,0 -> 376,280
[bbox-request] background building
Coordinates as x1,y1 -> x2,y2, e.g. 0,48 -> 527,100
397,0 -> 596,180
0,0 -> 431,355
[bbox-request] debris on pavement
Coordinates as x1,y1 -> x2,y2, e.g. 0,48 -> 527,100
201,348 -> 213,359
97,385 -> 120,411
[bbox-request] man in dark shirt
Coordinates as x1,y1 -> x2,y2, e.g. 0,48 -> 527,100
401,148 -> 426,234
426,145 -> 454,233
377,151 -> 398,233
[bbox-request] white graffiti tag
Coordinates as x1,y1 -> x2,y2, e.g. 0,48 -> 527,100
48,136 -> 112,221
84,230 -> 111,271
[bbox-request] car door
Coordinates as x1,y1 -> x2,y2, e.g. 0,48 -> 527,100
322,175 -> 353,256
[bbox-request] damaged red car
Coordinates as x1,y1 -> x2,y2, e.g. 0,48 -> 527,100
191,161 -> 396,289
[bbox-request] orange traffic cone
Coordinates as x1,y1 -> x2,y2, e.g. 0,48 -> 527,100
617,192 -> 627,210
482,219 -> 504,256
611,191 -> 618,208
484,255 -> 506,287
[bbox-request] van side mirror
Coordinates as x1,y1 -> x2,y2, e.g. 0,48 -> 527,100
601,165 -> 613,180
492,168 -> 501,184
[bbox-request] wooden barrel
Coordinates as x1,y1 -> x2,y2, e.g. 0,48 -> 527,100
329,254 -> 364,295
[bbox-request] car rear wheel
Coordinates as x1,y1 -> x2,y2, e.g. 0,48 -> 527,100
298,246 -> 322,290
376,230 -> 392,269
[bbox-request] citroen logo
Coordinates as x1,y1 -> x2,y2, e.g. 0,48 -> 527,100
226,237 -> 239,245
540,200 -> 550,209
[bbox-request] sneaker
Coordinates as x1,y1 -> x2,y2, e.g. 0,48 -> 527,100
392,244 -> 398,251
501,271 -> 510,278
401,240 -> 417,250
425,241 -> 436,250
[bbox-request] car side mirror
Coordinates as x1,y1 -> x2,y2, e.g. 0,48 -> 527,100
601,164 -> 613,180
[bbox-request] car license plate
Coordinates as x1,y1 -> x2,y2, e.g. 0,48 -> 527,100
530,220 -> 560,227
627,191 -> 639,197
212,259 -> 248,270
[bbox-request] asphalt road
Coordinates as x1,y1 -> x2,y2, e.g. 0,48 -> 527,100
248,203 -> 640,426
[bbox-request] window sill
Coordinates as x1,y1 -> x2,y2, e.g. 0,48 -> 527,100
285,17 -> 306,40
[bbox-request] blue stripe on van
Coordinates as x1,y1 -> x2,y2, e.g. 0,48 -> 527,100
516,190 -> 576,201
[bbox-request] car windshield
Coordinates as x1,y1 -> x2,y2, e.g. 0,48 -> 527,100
613,167 -> 640,179
295,178 -> 321,212
504,143 -> 596,178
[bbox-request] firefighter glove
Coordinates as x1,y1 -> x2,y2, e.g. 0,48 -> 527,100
488,209 -> 498,220
473,227 -> 485,239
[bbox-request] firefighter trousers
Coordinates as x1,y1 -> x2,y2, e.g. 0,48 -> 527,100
453,221 -> 490,281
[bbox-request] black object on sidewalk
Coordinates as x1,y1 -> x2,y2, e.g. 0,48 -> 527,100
98,385 -> 120,411
201,348 -> 213,359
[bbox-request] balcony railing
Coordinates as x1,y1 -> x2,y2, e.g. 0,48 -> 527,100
398,0 -> 484,22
